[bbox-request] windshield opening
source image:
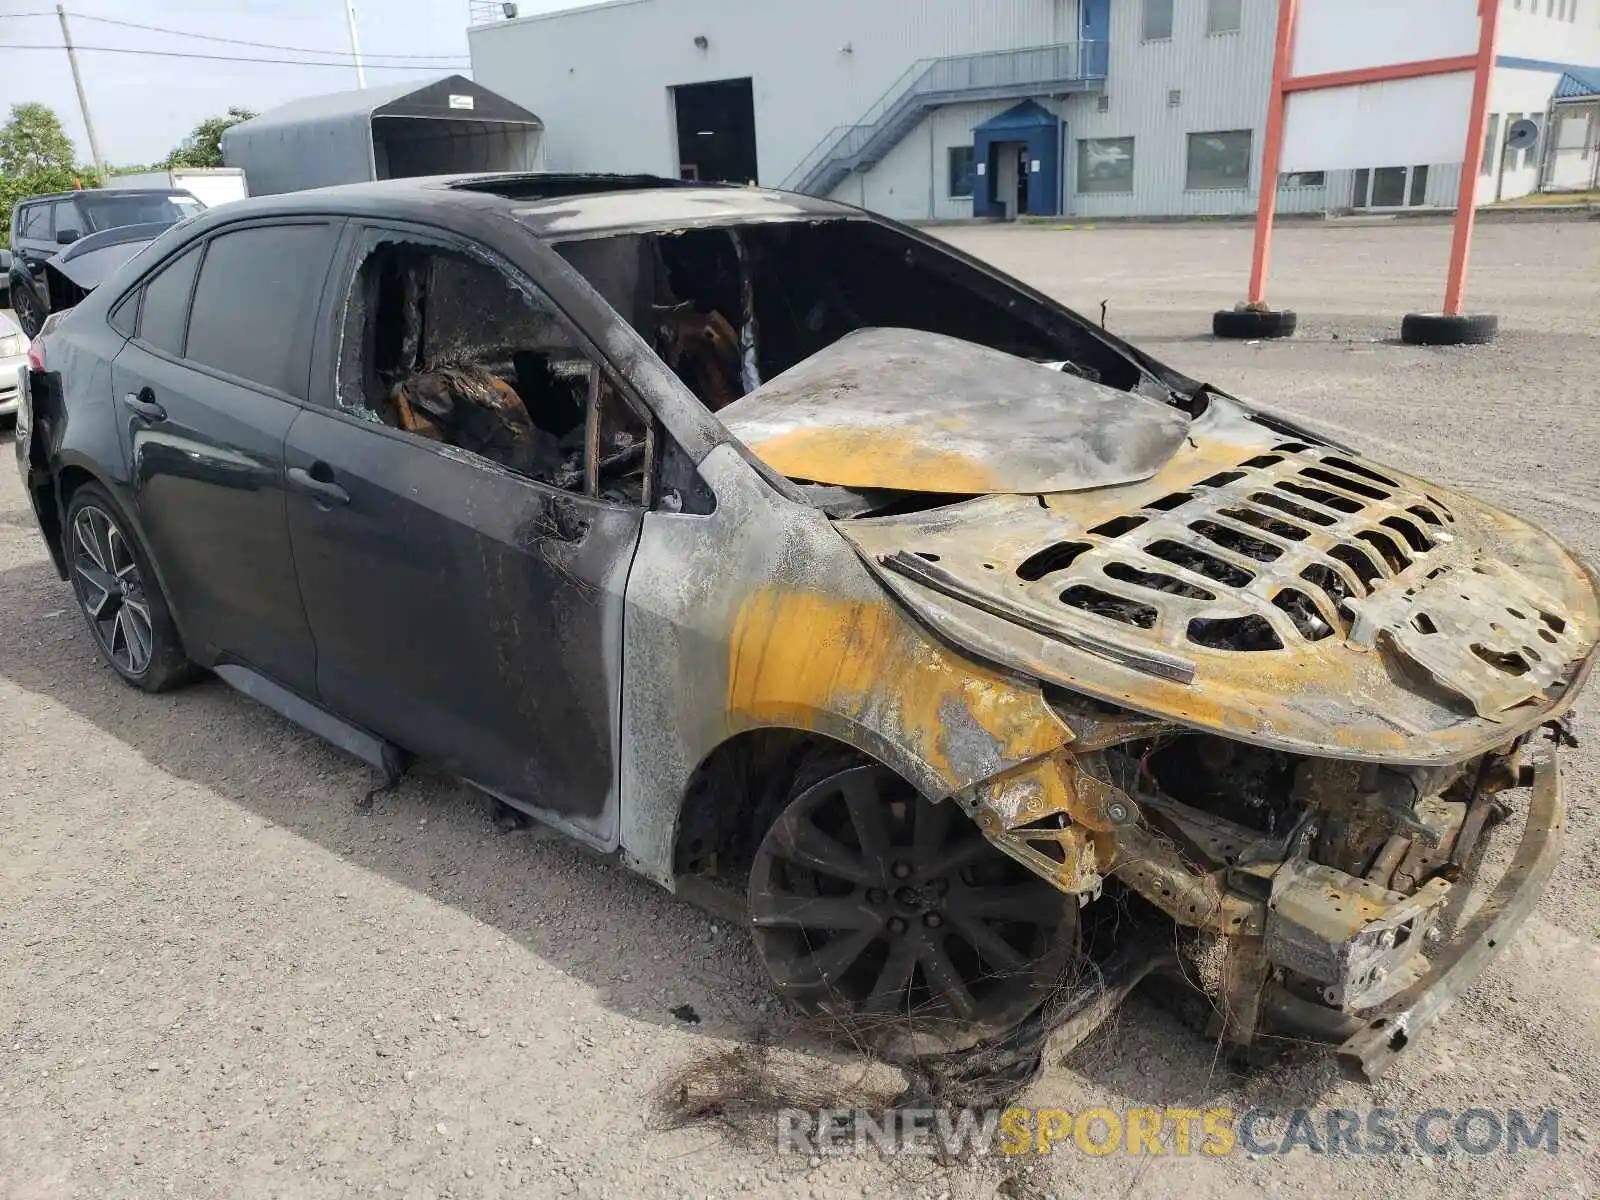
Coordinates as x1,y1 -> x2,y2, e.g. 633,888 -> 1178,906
81,192 -> 202,232
555,218 -> 1145,415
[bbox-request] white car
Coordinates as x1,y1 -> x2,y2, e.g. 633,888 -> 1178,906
0,310 -> 27,419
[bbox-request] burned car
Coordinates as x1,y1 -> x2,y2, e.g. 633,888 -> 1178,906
16,175 -> 1596,1080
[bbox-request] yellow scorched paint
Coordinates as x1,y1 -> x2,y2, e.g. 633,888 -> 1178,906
726,588 -> 1066,782
746,427 -> 1003,494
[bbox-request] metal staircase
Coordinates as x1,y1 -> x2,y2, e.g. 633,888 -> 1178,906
779,42 -> 1107,197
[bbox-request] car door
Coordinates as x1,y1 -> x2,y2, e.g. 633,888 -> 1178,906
284,221 -> 648,847
108,219 -> 337,695
50,200 -> 84,246
14,202 -> 53,298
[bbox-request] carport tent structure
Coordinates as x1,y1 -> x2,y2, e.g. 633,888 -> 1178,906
222,75 -> 545,197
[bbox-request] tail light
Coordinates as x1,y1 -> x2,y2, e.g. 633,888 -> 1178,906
27,337 -> 45,371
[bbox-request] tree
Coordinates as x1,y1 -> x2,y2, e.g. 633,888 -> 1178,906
167,106 -> 257,169
0,102 -> 100,239
0,102 -> 77,178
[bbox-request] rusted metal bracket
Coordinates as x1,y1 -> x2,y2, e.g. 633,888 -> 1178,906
1336,744 -> 1565,1079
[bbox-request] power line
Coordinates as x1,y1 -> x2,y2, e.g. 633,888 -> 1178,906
0,43 -> 469,69
71,13 -> 472,62
0,11 -> 467,63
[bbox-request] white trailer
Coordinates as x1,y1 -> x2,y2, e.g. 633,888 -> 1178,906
107,167 -> 249,209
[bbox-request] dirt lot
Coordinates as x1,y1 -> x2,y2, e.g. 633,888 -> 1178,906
2,216 -> 1598,1199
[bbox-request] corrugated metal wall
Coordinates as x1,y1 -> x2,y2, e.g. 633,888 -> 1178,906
470,0 -> 1586,219
1064,0 -> 1279,217
468,0 -> 1080,187
826,0 -> 1330,220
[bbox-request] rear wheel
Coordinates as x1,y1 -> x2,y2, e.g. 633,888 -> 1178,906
747,760 -> 1078,1059
65,483 -> 196,692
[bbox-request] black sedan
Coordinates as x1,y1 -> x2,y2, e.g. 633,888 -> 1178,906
16,173 -> 1595,1081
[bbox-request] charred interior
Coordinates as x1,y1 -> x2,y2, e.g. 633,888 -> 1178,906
337,234 -> 648,504
556,219 -> 1150,416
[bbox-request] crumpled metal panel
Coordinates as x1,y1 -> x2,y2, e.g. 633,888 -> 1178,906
717,328 -> 1191,494
616,443 -> 1079,888
841,394 -> 1600,764
1348,560 -> 1585,719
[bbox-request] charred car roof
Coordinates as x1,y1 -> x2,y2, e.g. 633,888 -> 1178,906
155,173 -> 864,240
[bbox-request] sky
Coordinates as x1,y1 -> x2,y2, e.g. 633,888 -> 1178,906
0,0 -> 583,167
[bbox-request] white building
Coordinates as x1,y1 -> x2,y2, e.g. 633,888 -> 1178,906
467,0 -> 1600,220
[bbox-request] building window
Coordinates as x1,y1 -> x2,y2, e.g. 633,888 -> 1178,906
1142,0 -> 1174,40
1186,130 -> 1252,189
1481,114 -> 1500,174
948,145 -> 976,198
1351,165 -> 1432,208
1408,164 -> 1430,206
1077,137 -> 1135,193
1207,0 -> 1243,34
1279,171 -> 1326,187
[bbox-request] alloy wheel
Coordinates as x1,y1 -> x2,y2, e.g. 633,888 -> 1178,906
71,504 -> 154,676
13,285 -> 44,339
748,764 -> 1077,1055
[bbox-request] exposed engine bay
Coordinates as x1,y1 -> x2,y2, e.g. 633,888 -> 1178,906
1006,687 -> 1571,1076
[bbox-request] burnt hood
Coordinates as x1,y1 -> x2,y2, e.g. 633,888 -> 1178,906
717,328 -> 1192,494
839,394 -> 1600,765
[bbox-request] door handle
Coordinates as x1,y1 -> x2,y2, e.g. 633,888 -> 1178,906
123,388 -> 166,422
287,465 -> 350,508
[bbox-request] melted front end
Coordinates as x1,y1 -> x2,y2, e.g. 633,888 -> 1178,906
837,393 -> 1595,1071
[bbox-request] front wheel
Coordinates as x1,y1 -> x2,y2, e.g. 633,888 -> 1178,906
747,760 -> 1079,1060
65,483 -> 196,692
12,279 -> 44,339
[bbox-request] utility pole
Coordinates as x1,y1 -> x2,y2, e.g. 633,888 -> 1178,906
56,3 -> 106,178
344,0 -> 367,88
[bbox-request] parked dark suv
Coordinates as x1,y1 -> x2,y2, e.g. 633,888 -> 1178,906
8,188 -> 202,337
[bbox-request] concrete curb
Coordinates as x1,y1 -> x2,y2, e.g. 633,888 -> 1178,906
910,204 -> 1598,230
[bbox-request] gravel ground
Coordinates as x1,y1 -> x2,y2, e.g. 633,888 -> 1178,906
2,216 -> 1598,1199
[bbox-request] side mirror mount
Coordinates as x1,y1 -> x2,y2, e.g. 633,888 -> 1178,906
56,229 -> 80,245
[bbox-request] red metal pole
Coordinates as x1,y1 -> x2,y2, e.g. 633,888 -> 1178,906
1443,0 -> 1503,316
1248,0 -> 1299,305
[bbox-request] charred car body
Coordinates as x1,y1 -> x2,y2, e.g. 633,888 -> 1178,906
15,175 -> 1596,1079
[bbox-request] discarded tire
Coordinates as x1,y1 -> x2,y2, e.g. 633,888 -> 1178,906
1400,311 -> 1499,346
1212,308 -> 1297,339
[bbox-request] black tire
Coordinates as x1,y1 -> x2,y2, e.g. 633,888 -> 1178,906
63,482 -> 197,692
12,280 -> 44,339
746,754 -> 1079,1061
1213,308 -> 1298,339
1400,311 -> 1498,346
